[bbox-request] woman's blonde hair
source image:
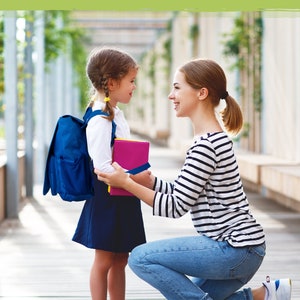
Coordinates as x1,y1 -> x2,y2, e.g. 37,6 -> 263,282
86,47 -> 138,121
179,59 -> 243,135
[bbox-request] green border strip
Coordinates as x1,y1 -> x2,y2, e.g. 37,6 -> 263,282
1,0 -> 300,11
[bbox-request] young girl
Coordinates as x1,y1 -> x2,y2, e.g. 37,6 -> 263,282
95,59 -> 292,300
72,47 -> 146,300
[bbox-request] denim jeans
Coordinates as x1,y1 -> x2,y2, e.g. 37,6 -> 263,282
128,235 -> 265,300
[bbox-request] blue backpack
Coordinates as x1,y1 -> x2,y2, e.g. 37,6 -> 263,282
43,107 -> 116,201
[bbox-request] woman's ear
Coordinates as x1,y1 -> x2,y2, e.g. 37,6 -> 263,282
197,87 -> 209,100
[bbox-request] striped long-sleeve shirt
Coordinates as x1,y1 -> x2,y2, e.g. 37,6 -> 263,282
153,132 -> 265,247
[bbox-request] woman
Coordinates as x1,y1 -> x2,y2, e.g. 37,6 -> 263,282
95,58 -> 291,300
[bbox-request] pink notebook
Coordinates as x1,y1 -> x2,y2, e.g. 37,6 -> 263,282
109,139 -> 150,196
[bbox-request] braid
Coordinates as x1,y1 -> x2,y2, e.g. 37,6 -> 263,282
101,77 -> 109,97
104,101 -> 114,121
101,76 -> 114,121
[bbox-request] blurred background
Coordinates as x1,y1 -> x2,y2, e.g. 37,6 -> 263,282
1,10 -> 300,221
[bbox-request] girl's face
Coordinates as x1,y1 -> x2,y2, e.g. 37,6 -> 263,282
168,70 -> 199,118
109,68 -> 138,106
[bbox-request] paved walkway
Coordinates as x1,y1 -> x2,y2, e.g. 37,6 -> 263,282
0,141 -> 300,299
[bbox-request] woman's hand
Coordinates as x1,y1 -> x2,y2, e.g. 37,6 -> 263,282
95,162 -> 130,188
95,162 -> 156,207
130,170 -> 155,189
95,162 -> 155,189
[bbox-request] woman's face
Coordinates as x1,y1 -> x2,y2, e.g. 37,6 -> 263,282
109,68 -> 138,106
168,70 -> 199,118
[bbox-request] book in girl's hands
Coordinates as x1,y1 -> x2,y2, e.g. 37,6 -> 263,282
109,138 -> 151,196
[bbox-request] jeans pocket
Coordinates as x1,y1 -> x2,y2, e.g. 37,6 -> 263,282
230,243 -> 266,283
251,243 -> 266,258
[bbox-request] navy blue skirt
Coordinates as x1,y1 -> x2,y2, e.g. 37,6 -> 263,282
72,175 -> 146,252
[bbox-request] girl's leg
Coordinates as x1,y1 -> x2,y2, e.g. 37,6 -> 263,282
90,250 -> 115,300
128,236 -> 265,300
108,253 -> 129,300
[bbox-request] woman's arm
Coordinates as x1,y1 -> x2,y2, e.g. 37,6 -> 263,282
95,162 -> 156,207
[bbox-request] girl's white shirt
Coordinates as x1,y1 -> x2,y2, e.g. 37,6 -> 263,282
86,100 -> 130,173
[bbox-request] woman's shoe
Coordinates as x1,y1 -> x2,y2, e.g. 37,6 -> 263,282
263,276 -> 292,300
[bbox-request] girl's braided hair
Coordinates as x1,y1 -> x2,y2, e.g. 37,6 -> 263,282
86,47 -> 138,121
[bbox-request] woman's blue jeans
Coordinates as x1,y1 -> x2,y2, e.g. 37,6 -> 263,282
128,236 -> 265,300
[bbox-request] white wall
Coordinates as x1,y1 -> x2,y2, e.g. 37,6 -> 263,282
262,11 -> 300,161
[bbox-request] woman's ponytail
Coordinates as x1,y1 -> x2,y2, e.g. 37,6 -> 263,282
220,94 -> 243,136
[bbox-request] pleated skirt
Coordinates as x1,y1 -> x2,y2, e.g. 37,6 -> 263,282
72,175 -> 146,252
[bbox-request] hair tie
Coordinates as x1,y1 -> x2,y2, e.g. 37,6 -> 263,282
221,91 -> 229,99
104,96 -> 110,102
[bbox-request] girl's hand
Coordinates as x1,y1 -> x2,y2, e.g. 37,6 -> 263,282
95,162 -> 156,207
95,162 -> 130,188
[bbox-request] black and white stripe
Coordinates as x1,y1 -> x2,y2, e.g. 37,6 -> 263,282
153,132 -> 265,247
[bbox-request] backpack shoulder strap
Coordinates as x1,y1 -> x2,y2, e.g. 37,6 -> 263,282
83,107 -> 108,124
83,107 -> 116,146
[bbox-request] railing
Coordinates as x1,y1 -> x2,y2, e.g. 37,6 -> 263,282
0,153 -> 26,223
1,149 -> 300,223
0,157 -> 5,222
236,151 -> 300,212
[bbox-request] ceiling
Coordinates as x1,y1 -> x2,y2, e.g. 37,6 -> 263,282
71,11 -> 173,61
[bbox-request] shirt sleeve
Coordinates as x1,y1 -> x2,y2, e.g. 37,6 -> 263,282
86,115 -> 115,173
153,140 -> 217,218
153,177 -> 174,194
